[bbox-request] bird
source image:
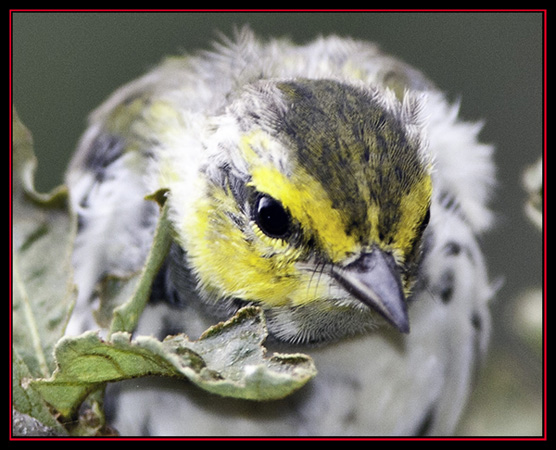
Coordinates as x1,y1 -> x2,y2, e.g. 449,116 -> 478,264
64,27 -> 496,436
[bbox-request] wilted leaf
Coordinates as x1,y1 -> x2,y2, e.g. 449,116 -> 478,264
32,306 -> 317,418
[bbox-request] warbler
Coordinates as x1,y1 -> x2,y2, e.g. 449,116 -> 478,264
65,28 -> 496,436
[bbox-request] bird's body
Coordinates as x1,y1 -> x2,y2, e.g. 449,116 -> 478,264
65,29 -> 495,435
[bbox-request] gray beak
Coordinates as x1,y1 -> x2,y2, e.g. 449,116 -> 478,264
331,249 -> 410,333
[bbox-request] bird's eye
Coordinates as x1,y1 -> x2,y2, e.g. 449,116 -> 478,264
254,194 -> 291,238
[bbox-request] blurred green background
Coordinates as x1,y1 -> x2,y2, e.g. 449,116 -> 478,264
12,11 -> 544,436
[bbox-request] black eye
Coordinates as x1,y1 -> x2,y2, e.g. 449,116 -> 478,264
254,194 -> 291,238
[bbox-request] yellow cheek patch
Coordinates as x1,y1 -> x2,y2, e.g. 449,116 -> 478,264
182,179 -> 308,307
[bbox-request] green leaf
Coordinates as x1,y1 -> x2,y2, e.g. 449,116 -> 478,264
12,108 -> 77,379
31,306 -> 317,418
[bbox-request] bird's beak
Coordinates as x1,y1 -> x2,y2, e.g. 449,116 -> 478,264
331,249 -> 409,333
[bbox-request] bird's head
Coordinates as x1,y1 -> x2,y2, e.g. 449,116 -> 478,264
172,79 -> 432,342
